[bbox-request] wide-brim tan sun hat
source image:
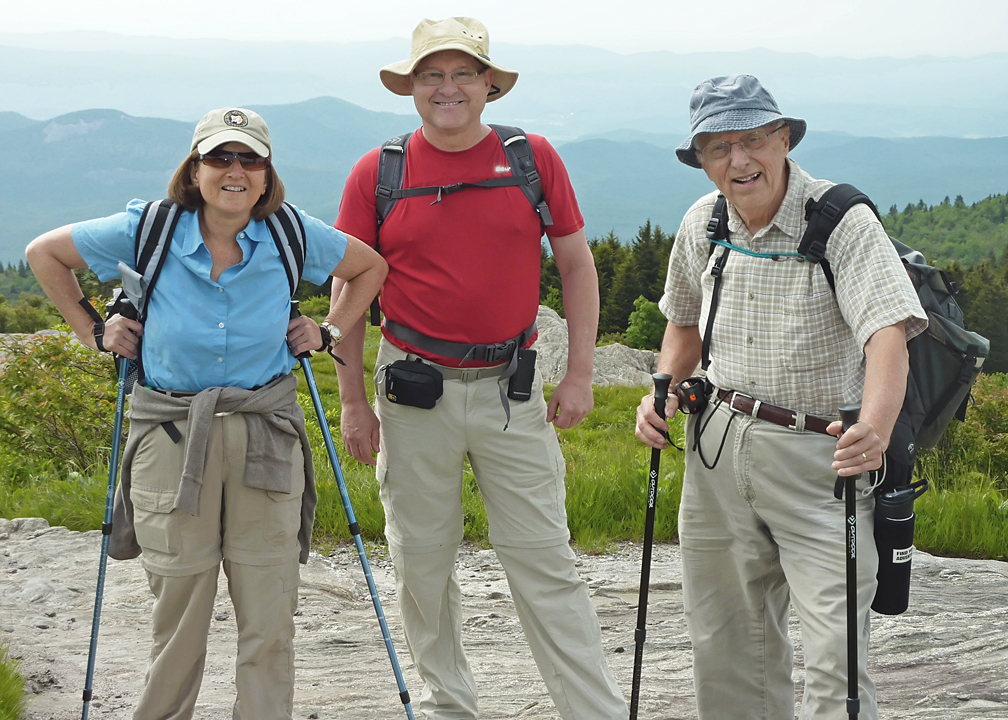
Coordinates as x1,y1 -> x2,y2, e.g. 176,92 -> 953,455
380,17 -> 518,102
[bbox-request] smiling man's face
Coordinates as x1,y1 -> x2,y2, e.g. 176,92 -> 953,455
696,122 -> 792,234
410,50 -> 493,149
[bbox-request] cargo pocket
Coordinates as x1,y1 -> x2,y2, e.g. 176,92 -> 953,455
131,486 -> 180,555
264,443 -> 306,552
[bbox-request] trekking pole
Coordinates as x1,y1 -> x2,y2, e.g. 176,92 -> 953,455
837,405 -> 862,720
629,372 -> 674,720
82,296 -> 136,720
290,303 -> 415,720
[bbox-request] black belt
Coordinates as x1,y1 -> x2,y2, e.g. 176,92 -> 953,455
149,388 -> 197,397
716,390 -> 832,435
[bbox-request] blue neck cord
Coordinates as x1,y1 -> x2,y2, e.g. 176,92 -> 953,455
710,238 -> 806,261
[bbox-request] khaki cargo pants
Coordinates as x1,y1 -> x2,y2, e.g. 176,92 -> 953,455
128,412 -> 304,720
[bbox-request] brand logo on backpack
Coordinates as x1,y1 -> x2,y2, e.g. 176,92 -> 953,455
224,110 -> 249,128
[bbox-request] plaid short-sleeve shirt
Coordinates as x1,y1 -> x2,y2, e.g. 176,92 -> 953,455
659,159 -> 927,418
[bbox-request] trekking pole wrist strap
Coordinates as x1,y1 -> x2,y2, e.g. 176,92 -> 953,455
78,297 -> 109,352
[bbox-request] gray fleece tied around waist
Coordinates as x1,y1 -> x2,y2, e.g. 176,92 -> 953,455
108,373 -> 317,563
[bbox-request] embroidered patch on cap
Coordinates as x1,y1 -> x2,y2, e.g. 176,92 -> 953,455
224,110 -> 249,127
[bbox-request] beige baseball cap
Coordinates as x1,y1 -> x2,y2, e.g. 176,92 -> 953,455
191,107 -> 271,158
380,17 -> 518,102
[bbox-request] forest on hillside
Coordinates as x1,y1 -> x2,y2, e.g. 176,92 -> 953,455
4,191 -> 1007,372
540,192 -> 1008,373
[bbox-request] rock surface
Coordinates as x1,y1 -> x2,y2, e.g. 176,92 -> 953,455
532,306 -> 660,387
1,517 -> 1006,719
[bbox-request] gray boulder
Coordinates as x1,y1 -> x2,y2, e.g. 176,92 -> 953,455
532,306 -> 659,387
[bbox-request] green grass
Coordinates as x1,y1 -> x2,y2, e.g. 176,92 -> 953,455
0,641 -> 24,720
1,324 -> 1006,563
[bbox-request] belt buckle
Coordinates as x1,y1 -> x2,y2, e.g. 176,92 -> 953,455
484,340 -> 515,364
729,392 -> 763,420
728,392 -> 752,415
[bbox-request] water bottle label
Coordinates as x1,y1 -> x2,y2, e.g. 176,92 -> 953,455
892,545 -> 914,564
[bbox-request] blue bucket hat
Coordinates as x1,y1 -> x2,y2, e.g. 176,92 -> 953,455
675,74 -> 806,169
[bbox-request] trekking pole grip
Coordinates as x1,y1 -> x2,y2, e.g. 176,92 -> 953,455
288,300 -> 312,361
839,405 -> 860,435
652,373 -> 673,421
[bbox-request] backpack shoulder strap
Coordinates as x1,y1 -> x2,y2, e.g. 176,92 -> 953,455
490,124 -> 554,228
702,194 -> 731,371
265,202 -> 307,298
134,199 -> 183,320
375,132 -> 413,230
799,183 -> 882,294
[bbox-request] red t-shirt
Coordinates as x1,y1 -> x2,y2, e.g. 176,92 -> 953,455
337,127 -> 584,365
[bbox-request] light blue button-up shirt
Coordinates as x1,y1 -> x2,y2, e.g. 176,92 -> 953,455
73,199 -> 347,391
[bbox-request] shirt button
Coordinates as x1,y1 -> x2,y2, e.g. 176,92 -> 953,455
217,357 -> 223,363
747,336 -> 754,344
750,380 -> 756,387
218,287 -> 224,293
239,232 -> 246,238
749,292 -> 755,300
219,323 -> 225,328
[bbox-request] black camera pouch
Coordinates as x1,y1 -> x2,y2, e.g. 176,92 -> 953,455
382,359 -> 443,409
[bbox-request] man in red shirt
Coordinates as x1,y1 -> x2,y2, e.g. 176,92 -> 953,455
331,16 -> 627,720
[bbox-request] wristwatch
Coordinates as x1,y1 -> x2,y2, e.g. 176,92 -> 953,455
92,320 -> 107,353
320,321 -> 342,349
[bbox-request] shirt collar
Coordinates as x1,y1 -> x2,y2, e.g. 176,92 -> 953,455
726,157 -> 806,241
178,209 -> 265,256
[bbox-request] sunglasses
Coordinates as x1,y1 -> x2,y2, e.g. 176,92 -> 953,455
199,150 -> 270,170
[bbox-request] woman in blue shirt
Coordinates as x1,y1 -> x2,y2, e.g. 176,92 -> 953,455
26,107 -> 386,719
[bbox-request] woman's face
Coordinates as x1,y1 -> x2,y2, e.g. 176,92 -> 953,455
191,141 -> 268,219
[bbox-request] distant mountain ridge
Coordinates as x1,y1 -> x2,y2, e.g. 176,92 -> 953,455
3,32 -> 1008,139
1,97 -> 1006,265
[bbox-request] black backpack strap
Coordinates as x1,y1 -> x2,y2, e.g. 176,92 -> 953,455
375,132 -> 413,229
491,125 -> 553,228
799,183 -> 882,294
265,202 -> 307,298
371,132 -> 413,326
702,195 -> 731,371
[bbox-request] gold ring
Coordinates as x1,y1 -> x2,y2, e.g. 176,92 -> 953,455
862,452 -> 868,462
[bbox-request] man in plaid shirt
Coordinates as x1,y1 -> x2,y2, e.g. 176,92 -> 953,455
636,75 -> 926,719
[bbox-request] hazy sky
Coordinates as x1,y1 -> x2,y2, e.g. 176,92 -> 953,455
3,0 -> 1006,58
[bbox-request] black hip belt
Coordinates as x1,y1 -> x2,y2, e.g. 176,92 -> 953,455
383,318 -> 537,366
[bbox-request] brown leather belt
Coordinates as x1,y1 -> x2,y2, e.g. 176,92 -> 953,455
716,389 -> 832,435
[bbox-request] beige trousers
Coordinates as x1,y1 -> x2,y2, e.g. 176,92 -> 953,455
128,413 -> 304,720
374,339 -> 627,720
680,398 -> 879,720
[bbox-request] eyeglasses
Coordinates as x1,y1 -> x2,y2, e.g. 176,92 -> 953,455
698,125 -> 786,164
199,150 -> 270,170
413,69 -> 484,86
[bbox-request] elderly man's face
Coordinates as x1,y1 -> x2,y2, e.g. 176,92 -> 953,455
695,123 -> 791,233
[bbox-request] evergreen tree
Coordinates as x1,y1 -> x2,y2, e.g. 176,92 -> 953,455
600,253 -> 643,336
17,260 -> 27,278
589,231 -> 627,324
539,241 -> 561,304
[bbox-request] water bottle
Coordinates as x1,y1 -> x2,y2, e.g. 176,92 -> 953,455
871,480 -> 928,615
